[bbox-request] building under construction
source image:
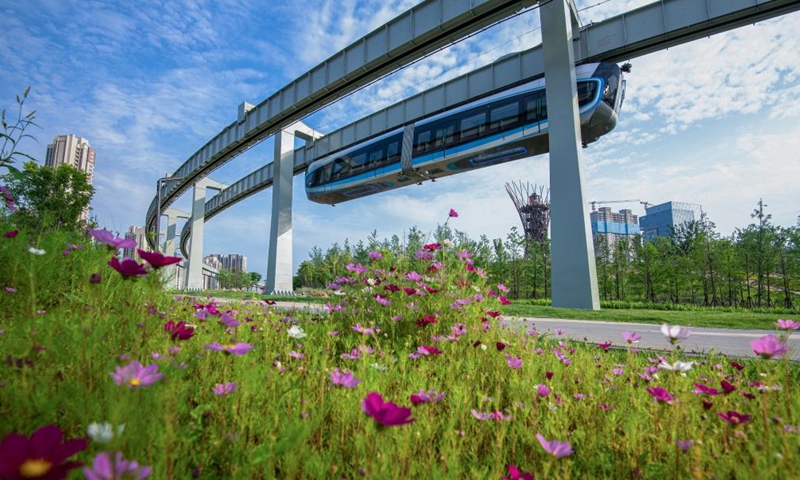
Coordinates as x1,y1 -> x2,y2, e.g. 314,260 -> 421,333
505,181 -> 550,245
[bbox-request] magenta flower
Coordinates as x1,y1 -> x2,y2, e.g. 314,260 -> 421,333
137,249 -> 181,269
692,383 -> 719,396
661,323 -> 691,344
536,433 -> 574,458
647,386 -> 675,405
718,410 -> 750,426
368,251 -> 382,260
506,355 -> 522,369
536,385 -> 551,397
0,425 -> 87,480
675,440 -> 694,452
330,368 -> 361,388
163,321 -> 194,341
203,342 -> 253,356
622,331 -> 641,344
108,257 -> 147,279
110,362 -> 163,388
212,382 -> 238,396
750,334 -> 790,359
503,464 -> 534,480
4,230 -> 19,238
361,392 -> 415,427
777,319 -> 800,331
83,451 -> 151,480
409,389 -> 445,405
89,229 -> 137,250
448,208 -> 458,218
471,410 -> 510,421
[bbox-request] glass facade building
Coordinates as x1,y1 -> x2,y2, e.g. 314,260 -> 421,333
590,207 -> 640,257
639,201 -> 701,240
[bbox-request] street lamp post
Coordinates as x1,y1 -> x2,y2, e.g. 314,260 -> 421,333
155,175 -> 184,253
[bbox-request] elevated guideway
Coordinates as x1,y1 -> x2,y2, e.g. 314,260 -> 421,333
179,0 -> 800,258
146,0 -> 541,248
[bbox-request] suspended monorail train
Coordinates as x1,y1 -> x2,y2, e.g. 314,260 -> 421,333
305,62 -> 625,205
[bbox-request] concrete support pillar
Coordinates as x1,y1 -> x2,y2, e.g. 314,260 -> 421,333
540,0 -> 600,309
185,178 -> 226,290
266,122 -> 323,295
162,208 -> 189,290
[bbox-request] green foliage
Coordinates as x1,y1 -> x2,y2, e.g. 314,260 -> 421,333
2,221 -> 800,479
0,87 -> 37,178
1,161 -> 95,234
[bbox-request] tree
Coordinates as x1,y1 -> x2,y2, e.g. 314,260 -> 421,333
1,161 -> 94,233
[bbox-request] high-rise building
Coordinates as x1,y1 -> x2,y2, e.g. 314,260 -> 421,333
45,134 -> 96,185
204,254 -> 247,273
639,201 -> 702,240
122,226 -> 148,259
590,207 -> 640,257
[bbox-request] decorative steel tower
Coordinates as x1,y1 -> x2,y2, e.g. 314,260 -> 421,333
505,181 -> 551,245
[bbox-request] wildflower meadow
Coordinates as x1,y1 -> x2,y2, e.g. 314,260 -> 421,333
1,208 -> 799,479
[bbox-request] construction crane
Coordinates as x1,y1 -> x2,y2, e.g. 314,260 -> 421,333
589,199 -> 649,212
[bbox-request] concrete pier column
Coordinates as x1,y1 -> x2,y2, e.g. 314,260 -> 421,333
266,122 -> 323,295
540,0 -> 600,309
162,208 -> 189,289
185,178 -> 226,291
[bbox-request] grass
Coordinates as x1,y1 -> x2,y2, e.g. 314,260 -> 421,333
2,225 -> 800,479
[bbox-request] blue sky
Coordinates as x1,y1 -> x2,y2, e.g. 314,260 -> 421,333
1,0 -> 799,276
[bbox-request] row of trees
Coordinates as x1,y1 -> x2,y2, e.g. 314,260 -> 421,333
295,204 -> 800,310
216,269 -> 262,291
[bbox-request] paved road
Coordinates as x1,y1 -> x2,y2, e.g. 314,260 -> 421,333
261,301 -> 798,360
508,317 -> 800,360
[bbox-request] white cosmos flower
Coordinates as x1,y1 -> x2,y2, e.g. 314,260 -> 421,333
287,325 -> 306,339
28,247 -> 46,255
661,323 -> 691,344
658,361 -> 694,375
86,422 -> 125,443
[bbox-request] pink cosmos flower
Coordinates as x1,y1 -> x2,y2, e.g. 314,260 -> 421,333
330,368 -> 360,388
675,440 -> 694,452
368,251 -> 382,260
203,342 -> 253,356
647,386 -> 675,405
622,331 -> 641,344
536,385 -> 551,397
212,382 -> 238,396
777,319 -> 800,331
0,425 -> 87,480
361,392 -> 415,427
110,362 -> 163,388
449,208 -> 458,218
718,410 -> 750,425
498,296 -> 511,305
410,389 -> 445,405
506,355 -> 522,369
3,230 -> 18,238
83,451 -> 151,480
108,257 -> 147,279
720,380 -> 737,394
692,383 -> 720,396
136,249 -> 181,269
535,433 -> 574,457
750,334 -> 790,359
89,229 -> 137,250
471,410 -> 510,421
163,321 -> 194,340
661,323 -> 691,344
503,464 -> 534,480
373,294 -> 392,306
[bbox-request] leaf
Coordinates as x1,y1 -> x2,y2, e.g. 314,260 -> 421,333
5,165 -> 22,180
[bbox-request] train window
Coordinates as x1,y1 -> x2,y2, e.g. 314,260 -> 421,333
434,123 -> 456,149
525,90 -> 546,123
414,130 -> 432,154
386,141 -> 400,162
332,158 -> 349,179
489,102 -> 519,130
368,147 -> 383,165
459,111 -> 486,141
577,81 -> 597,107
351,151 -> 368,168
